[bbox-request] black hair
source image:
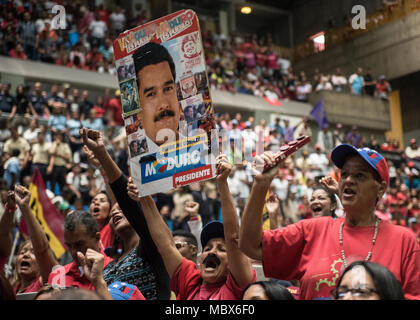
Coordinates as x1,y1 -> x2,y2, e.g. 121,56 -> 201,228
334,261 -> 405,300
64,210 -> 99,238
172,229 -> 198,248
132,42 -> 176,89
241,280 -> 295,300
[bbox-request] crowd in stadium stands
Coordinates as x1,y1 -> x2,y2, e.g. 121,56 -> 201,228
0,79 -> 419,234
1,1 -> 394,103
0,1 -> 419,302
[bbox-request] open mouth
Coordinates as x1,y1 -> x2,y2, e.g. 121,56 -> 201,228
20,261 -> 31,270
311,206 -> 323,213
343,187 -> 356,196
112,215 -> 122,226
92,207 -> 100,215
203,254 -> 221,271
155,109 -> 175,122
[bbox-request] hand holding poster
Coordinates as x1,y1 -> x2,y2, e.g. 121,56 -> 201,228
113,10 -> 218,196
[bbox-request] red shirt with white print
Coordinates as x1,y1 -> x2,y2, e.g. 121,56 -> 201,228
262,217 -> 420,300
47,251 -> 113,290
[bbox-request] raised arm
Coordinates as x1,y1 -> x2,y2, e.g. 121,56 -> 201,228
127,180 -> 183,278
216,154 -> 254,289
0,192 -> 15,258
239,151 -> 282,260
81,128 -> 170,299
14,185 -> 59,282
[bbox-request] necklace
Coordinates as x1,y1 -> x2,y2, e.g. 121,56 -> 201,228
339,218 -> 380,268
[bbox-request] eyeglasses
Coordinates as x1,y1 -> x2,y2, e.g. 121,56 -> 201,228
175,241 -> 196,249
331,287 -> 379,299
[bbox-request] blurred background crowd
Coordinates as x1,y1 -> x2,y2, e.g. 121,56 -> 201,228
0,0 -> 419,241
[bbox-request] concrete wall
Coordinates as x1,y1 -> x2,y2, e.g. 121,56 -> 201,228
293,10 -> 420,82
291,0 -> 383,45
0,55 -> 313,122
308,90 -> 391,131
390,71 -> 420,144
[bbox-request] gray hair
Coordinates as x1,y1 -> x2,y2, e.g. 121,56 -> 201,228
64,210 -> 99,238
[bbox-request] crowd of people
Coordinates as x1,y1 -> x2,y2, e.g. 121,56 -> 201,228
1,0 -> 393,105
0,0 -> 148,74
204,31 -> 393,102
0,0 -> 419,303
0,79 -> 419,301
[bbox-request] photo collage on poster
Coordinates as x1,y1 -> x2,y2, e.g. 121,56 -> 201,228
113,10 -> 217,196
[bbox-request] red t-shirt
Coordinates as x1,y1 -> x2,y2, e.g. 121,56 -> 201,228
9,49 -> 27,60
170,258 -> 256,300
99,223 -> 114,251
105,97 -> 123,126
409,208 -> 420,219
262,217 -> 420,300
14,277 -> 43,294
93,105 -> 106,118
385,194 -> 399,214
47,254 -> 113,290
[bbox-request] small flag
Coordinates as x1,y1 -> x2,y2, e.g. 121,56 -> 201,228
310,100 -> 328,128
264,96 -> 283,107
19,168 -> 66,259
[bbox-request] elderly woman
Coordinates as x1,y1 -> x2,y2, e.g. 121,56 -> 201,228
239,144 -> 420,300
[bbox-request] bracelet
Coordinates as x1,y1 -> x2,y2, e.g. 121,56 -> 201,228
189,215 -> 200,221
5,203 -> 18,213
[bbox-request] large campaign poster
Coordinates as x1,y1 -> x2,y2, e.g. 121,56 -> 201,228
113,10 -> 218,196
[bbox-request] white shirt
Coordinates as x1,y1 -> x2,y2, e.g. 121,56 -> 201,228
89,20 -> 107,38
271,177 -> 288,201
109,12 -> 126,30
307,152 -> 329,177
296,83 -> 312,100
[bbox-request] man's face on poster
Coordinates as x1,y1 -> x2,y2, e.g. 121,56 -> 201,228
186,107 -> 194,119
131,141 -> 138,153
119,67 -> 126,79
137,61 -> 180,145
183,40 -> 198,58
182,79 -> 194,93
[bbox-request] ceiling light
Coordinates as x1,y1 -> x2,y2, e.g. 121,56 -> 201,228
241,6 -> 252,14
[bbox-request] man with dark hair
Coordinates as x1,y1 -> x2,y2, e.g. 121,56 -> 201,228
172,229 -> 198,264
47,210 -> 113,291
132,42 -> 181,147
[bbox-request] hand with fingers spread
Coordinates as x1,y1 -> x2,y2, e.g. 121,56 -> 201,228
319,176 -> 339,195
266,193 -> 280,216
14,185 -> 31,209
216,154 -> 232,183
